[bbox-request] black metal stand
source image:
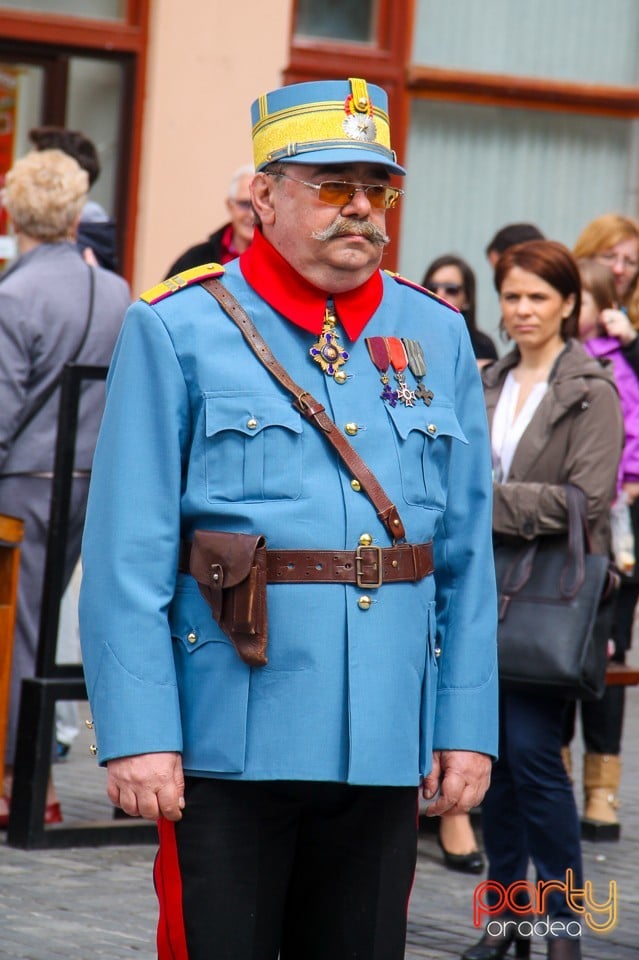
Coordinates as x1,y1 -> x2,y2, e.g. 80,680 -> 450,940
7,364 -> 156,848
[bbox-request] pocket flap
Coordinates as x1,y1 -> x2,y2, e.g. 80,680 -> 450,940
386,402 -> 467,443
205,395 -> 303,438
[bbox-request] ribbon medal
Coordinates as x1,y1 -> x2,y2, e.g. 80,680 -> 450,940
385,337 -> 416,407
366,336 -> 398,406
310,307 -> 349,377
402,338 -> 434,406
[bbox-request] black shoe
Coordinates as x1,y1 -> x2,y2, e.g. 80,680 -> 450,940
461,930 -> 531,960
438,836 -> 485,874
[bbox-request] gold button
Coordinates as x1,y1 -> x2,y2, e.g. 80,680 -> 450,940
427,423 -> 437,434
85,719 -> 94,730
247,418 -> 258,430
357,96 -> 368,109
358,595 -> 372,610
187,631 -> 198,644
345,423 -> 359,436
434,646 -> 442,658
351,479 -> 361,492
359,533 -> 373,547
334,370 -> 348,384
89,744 -> 98,756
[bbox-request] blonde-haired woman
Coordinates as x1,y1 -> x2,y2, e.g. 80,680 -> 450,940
0,149 -> 130,827
573,214 -> 639,375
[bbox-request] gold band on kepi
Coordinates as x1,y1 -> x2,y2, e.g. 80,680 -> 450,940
251,77 -> 405,176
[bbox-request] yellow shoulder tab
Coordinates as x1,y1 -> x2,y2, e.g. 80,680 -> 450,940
384,269 -> 460,313
140,263 -> 225,305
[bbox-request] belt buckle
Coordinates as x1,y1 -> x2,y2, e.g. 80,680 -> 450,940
355,545 -> 383,589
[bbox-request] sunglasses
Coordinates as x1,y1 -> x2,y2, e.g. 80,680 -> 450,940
272,172 -> 404,210
426,282 -> 464,296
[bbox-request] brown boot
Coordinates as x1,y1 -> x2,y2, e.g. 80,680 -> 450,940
583,753 -> 621,824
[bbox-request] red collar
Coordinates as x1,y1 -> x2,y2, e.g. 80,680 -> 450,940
239,230 -> 382,340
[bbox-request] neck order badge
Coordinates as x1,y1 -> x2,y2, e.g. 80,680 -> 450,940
309,306 -> 350,378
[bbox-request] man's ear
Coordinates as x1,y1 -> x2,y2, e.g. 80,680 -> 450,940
250,172 -> 276,226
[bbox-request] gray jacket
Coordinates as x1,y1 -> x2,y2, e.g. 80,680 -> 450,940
482,339 -> 624,554
0,242 -> 130,473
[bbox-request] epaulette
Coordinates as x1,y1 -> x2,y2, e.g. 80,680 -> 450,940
140,263 -> 225,305
384,269 -> 460,313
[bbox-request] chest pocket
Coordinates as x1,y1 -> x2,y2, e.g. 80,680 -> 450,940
204,393 -> 303,502
386,401 -> 467,509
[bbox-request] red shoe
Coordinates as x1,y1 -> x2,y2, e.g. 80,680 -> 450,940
0,801 -> 63,828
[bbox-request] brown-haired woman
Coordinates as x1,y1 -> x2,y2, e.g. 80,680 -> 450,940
461,241 -> 624,960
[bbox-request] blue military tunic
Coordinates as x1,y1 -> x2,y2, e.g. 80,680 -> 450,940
79,251 -> 498,785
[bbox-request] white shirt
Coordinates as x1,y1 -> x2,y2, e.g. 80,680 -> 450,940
491,370 -> 548,482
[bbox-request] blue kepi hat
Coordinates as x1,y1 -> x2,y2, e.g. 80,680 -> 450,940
251,77 -> 405,176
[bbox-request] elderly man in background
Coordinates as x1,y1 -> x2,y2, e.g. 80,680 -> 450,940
164,163 -> 254,277
0,149 -> 130,827
80,78 -> 498,960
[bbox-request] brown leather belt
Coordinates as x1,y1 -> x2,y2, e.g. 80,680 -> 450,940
179,540 -> 434,589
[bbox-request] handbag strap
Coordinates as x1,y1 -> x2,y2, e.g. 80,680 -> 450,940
200,277 -> 406,543
10,263 -> 95,445
500,484 -> 590,602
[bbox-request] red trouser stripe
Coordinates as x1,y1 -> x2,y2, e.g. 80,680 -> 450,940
154,817 -> 189,960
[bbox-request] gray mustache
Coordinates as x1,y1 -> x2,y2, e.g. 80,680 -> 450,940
311,218 -> 390,246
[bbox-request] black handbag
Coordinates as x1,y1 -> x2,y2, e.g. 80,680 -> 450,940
494,484 -> 619,700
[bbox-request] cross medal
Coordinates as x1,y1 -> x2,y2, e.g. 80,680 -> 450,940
402,338 -> 434,405
309,307 -> 349,377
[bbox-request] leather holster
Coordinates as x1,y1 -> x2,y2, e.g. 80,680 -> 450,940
189,530 -> 268,666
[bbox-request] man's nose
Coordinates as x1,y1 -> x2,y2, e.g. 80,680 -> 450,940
343,186 -> 374,214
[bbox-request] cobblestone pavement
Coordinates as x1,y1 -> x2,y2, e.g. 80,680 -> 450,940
1,680 -> 637,959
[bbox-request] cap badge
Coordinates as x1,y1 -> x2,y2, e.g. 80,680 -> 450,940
342,93 -> 377,143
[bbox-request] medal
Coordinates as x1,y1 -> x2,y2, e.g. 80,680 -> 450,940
402,338 -> 434,406
309,306 -> 349,377
366,336 -> 398,406
385,337 -> 416,407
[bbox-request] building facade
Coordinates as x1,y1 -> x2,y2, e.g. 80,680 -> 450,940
2,0 -> 638,334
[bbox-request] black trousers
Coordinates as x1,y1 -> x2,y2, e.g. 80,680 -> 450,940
563,580 -> 639,754
155,778 -> 418,960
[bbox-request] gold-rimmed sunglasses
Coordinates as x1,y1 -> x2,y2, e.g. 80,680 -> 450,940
271,172 -> 404,210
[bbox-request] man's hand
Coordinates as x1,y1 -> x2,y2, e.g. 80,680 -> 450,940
421,750 -> 492,816
106,752 -> 185,821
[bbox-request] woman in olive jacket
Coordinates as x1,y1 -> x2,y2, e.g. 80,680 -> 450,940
461,241 -> 624,960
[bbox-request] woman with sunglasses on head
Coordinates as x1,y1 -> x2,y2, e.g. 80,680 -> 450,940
573,214 -> 639,378
422,254 -> 498,368
460,240 -> 623,960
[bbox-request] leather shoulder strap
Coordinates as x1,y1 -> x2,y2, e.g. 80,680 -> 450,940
200,277 -> 406,543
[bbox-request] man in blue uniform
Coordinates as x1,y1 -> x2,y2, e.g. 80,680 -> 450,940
80,78 -> 498,960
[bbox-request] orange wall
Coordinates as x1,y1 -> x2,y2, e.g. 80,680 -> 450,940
133,0 -> 291,296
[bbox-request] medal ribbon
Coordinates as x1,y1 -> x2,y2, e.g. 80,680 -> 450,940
366,336 -> 391,375
403,338 -> 426,379
385,337 -> 416,407
366,336 -> 398,407
385,337 -> 407,374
